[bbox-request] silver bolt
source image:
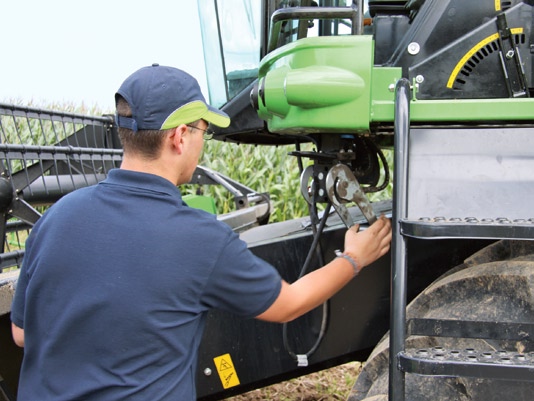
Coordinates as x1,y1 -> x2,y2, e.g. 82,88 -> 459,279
415,75 -> 425,84
203,368 -> 212,376
407,42 -> 420,55
506,49 -> 515,59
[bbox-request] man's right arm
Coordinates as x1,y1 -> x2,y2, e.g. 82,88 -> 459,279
256,215 -> 392,323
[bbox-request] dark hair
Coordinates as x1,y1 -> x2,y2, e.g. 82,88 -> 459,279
116,95 -> 170,159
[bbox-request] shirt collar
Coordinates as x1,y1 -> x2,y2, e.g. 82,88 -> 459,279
103,169 -> 182,198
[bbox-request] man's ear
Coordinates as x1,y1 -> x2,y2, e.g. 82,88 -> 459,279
168,125 -> 188,155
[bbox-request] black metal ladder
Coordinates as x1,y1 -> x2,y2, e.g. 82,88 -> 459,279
388,78 -> 534,401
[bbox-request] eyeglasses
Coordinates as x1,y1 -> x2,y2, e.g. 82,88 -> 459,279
186,125 -> 214,140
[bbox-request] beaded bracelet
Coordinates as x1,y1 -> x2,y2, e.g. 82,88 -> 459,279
334,249 -> 359,277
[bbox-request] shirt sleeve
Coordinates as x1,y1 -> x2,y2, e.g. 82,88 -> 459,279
10,216 -> 42,328
200,233 -> 282,319
11,262 -> 29,328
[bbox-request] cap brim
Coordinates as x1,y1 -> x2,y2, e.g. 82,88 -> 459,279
205,105 -> 231,128
161,100 -> 230,130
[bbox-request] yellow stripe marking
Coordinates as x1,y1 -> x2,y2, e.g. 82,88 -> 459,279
447,28 -> 524,89
495,0 -> 501,11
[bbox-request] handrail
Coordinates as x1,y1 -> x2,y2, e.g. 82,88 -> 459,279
267,0 -> 364,53
389,78 -> 411,401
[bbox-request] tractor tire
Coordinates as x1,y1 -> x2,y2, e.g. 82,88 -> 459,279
348,240 -> 534,401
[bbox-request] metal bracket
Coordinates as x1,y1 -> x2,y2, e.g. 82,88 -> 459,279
325,164 -> 377,227
496,13 -> 529,98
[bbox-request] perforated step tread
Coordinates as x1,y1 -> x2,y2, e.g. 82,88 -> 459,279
401,217 -> 534,240
399,347 -> 534,381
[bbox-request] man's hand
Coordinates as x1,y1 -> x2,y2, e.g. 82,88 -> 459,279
343,215 -> 392,271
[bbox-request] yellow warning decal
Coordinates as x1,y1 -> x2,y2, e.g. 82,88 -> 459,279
446,28 -> 524,89
213,353 -> 240,389
495,0 -> 501,11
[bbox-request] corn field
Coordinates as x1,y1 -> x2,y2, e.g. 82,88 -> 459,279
190,141 -> 312,223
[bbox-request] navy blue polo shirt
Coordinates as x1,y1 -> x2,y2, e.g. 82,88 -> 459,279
11,169 -> 281,401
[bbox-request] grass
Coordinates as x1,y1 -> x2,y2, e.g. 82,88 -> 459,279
223,361 -> 363,401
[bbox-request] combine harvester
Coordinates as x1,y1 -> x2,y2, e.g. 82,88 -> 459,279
1,1 -> 534,400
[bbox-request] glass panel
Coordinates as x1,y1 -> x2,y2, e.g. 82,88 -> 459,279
198,0 -> 227,108
198,0 -> 261,107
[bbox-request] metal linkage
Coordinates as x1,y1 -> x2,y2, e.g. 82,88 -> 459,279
325,163 -> 377,227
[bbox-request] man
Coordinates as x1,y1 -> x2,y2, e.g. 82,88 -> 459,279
11,64 -> 391,400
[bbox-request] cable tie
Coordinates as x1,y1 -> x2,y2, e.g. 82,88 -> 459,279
296,354 -> 308,367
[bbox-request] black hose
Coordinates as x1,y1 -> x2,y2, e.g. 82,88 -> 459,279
282,201 -> 332,365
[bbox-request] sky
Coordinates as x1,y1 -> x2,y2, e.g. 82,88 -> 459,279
0,0 -> 207,112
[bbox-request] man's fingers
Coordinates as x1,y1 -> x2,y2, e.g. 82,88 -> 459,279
371,216 -> 391,237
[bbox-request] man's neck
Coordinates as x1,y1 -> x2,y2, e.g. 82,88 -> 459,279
120,157 -> 180,186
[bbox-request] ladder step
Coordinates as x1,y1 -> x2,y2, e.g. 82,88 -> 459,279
399,347 -> 534,381
408,318 -> 534,341
400,217 -> 534,240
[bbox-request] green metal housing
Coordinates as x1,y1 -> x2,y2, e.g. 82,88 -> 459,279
257,35 -> 534,136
